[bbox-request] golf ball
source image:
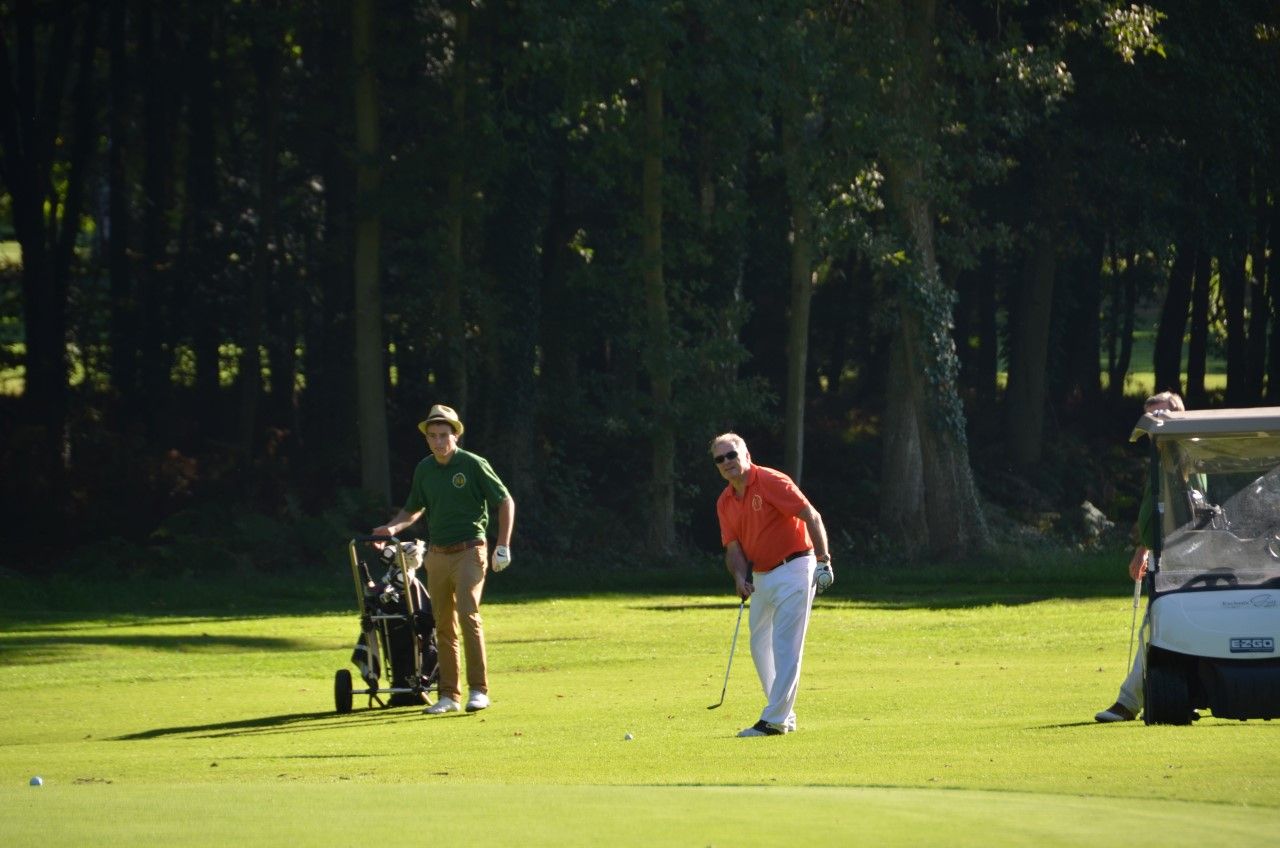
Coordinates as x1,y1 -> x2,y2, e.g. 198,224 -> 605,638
624,732 -> 634,741
29,776 -> 43,786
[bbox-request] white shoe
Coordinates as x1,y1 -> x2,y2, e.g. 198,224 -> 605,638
465,690 -> 490,712
424,696 -> 461,715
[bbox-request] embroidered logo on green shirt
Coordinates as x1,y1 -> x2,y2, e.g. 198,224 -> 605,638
452,472 -> 467,488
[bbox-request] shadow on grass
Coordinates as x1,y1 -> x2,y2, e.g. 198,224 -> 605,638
113,705 -> 431,741
0,633 -> 309,665
0,544 -> 1138,616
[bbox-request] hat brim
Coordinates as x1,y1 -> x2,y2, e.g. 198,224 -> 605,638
418,418 -> 464,437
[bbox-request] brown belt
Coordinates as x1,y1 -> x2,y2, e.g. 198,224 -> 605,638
429,538 -> 485,554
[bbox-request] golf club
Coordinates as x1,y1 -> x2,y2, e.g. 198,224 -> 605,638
708,598 -> 746,710
1126,573 -> 1142,669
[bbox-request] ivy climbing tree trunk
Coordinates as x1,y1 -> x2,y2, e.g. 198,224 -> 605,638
876,0 -> 988,558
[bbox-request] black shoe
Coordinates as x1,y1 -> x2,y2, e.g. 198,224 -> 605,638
1094,701 -> 1136,722
736,719 -> 785,737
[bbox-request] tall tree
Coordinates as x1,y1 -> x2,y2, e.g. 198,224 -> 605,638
352,0 -> 390,503
238,5 -> 284,454
641,51 -> 675,555
106,0 -> 135,405
0,0 -> 98,503
439,0 -> 470,412
778,34 -> 816,484
875,0 -> 989,557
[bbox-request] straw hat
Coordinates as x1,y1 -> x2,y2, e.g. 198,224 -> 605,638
417,404 -> 464,437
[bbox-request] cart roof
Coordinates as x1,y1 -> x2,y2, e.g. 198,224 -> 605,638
1130,407 -> 1280,442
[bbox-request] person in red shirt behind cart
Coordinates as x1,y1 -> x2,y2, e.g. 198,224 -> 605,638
711,433 -> 834,737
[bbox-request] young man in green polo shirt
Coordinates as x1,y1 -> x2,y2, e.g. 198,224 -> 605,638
374,404 -> 516,715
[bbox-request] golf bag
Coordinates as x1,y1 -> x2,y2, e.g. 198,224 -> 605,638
343,540 -> 438,708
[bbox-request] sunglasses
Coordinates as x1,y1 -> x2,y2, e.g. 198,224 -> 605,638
713,450 -> 739,465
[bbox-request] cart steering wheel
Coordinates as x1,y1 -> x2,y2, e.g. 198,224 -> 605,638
1268,529 -> 1280,560
1183,568 -> 1240,589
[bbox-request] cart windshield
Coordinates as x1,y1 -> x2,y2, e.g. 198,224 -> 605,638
1155,434 -> 1280,594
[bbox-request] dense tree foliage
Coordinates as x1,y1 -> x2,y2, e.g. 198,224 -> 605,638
1,0 -> 1276,569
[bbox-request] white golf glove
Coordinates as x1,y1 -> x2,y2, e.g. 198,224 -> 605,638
814,562 -> 834,594
492,545 -> 512,572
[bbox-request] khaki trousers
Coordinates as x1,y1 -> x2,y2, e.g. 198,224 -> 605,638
425,544 -> 488,702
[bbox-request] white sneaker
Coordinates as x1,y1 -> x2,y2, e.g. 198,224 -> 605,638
424,696 -> 461,715
465,690 -> 490,712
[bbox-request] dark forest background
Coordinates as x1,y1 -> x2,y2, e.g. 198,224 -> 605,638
1,0 -> 1277,577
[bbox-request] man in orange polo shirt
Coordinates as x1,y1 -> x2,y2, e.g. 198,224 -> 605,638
711,432 -> 833,737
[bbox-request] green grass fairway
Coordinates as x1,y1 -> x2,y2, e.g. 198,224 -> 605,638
2,587 -> 1278,845
2,784 -> 1274,847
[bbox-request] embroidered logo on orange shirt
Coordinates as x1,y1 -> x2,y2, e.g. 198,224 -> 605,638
751,494 -> 763,511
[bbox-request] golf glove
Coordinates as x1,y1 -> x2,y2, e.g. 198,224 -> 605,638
493,545 -> 512,572
814,562 -> 835,594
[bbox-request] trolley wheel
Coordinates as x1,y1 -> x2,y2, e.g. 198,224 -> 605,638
1143,649 -> 1192,725
334,669 -> 354,714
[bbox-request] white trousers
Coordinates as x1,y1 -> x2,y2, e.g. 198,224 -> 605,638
749,555 -> 816,728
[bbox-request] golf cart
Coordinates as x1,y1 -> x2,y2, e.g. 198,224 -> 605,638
1133,407 -> 1280,724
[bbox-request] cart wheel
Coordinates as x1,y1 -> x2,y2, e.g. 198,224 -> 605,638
334,669 -> 354,714
1143,649 -> 1192,725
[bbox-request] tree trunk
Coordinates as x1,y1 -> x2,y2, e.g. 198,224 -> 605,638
1267,192 -> 1280,401
1106,253 -> 1138,402
238,23 -> 283,454
780,114 -> 813,484
352,0 -> 390,503
439,3 -> 470,412
178,5 -> 223,442
880,328 -> 926,555
1005,231 -> 1056,469
0,0 -> 97,509
106,0 -> 135,405
289,5 -> 356,471
537,158 -> 579,428
875,0 -> 988,558
1247,187 -> 1269,398
137,0 -> 177,413
1060,233 -> 1105,408
882,170 -> 991,556
1186,249 -> 1211,406
1154,239 -> 1194,396
642,55 -> 676,556
1221,243 -> 1251,404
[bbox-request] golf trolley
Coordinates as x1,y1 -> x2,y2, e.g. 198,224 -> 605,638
1133,408 -> 1280,724
333,537 -> 439,712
